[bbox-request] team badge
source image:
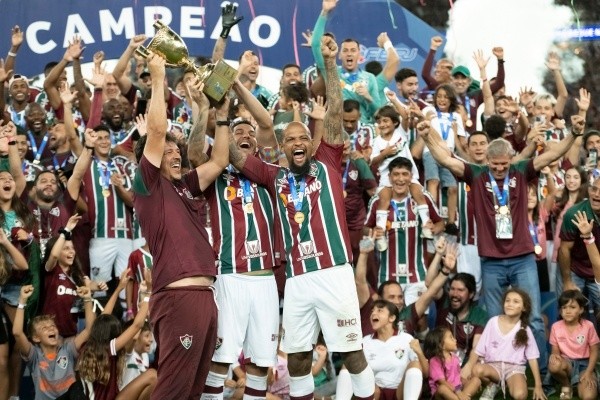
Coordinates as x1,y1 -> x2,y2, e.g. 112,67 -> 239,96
180,334 -> 193,350
299,240 -> 315,256
309,162 -> 318,177
576,335 -> 585,344
349,170 -> 358,181
215,337 -> 223,350
395,348 -> 405,359
49,207 -> 61,217
463,323 -> 474,335
56,355 -> 68,369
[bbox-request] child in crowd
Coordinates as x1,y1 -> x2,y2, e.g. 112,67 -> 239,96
472,288 -> 545,400
12,284 -> 95,400
125,241 -> 153,320
76,271 -> 155,400
120,320 -> 155,390
423,326 -> 481,400
548,290 -> 599,400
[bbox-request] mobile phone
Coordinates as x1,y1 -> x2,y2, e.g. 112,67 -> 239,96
589,149 -> 598,167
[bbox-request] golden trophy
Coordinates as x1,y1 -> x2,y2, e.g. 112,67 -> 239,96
136,20 -> 237,103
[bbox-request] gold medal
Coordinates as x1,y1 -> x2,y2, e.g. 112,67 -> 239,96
244,202 -> 254,213
534,244 -> 542,255
465,119 -> 473,128
102,189 -> 111,198
499,205 -> 509,215
294,211 -> 305,224
343,190 -> 347,198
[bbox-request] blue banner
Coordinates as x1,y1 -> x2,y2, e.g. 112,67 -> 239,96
0,0 -> 442,78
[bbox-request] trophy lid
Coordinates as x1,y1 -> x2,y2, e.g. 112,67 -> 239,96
146,20 -> 191,68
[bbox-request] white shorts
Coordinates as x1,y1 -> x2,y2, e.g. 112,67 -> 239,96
281,265 -> 362,354
89,238 -> 134,283
213,273 -> 279,367
458,243 -> 482,297
402,282 -> 428,313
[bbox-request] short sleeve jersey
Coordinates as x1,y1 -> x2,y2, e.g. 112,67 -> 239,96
435,300 -> 488,358
342,158 -> 377,231
362,331 -> 417,389
41,266 -> 79,338
370,129 -> 419,187
133,156 -> 216,292
475,316 -> 540,364
461,159 -> 537,258
25,338 -> 78,400
241,142 -> 352,277
560,199 -> 600,279
549,319 -> 600,360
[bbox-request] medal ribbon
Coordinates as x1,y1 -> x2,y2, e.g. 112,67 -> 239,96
238,175 -> 253,205
10,107 -> 26,129
488,172 -> 509,207
437,111 -> 453,140
27,131 -> 49,164
287,173 -> 306,214
391,198 -> 407,221
464,95 -> 471,120
528,221 -> 540,248
342,160 -> 351,190
95,158 -> 113,191
52,154 -> 69,170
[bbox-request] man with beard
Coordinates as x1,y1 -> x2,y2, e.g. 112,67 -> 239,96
0,74 -> 31,129
394,68 -> 429,110
343,100 -> 375,161
267,64 -> 303,111
229,35 -> 376,400
201,92 -> 279,400
23,103 -> 54,165
311,0 -> 384,123
434,272 -> 487,379
132,53 -> 229,399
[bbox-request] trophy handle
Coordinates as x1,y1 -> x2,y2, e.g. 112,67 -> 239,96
136,46 -> 150,60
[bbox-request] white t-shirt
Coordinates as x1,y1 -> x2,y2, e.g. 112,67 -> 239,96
362,331 -> 417,389
120,350 -> 149,389
423,106 -> 466,153
371,128 -> 419,187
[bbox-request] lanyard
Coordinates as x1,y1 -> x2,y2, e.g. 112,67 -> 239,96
528,221 -> 540,246
227,165 -> 253,204
464,95 -> 471,119
437,111 -> 453,140
342,70 -> 359,84
342,160 -> 351,190
52,154 -> 69,170
287,173 -> 306,213
488,172 -> 509,207
95,158 -> 113,189
27,131 -> 49,164
10,107 -> 26,129
391,198 -> 407,220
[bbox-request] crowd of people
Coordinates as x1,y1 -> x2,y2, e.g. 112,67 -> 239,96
1,0 -> 600,399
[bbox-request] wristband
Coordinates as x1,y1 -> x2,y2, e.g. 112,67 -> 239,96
85,145 -> 95,150
481,78 -> 488,83
17,303 -> 25,309
58,227 -> 72,240
7,51 -> 16,57
440,269 -> 450,276
220,28 -> 232,39
383,41 -> 394,51
216,120 -> 230,126
83,298 -> 93,303
143,296 -> 150,303
126,309 -> 134,315
584,235 -> 595,246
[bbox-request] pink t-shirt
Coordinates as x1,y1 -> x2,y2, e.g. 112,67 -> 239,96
549,319 -> 600,360
428,354 -> 461,395
475,316 -> 540,364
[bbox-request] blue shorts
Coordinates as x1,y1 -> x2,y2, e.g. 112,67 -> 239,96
568,358 -> 592,385
423,152 -> 457,188
0,283 -> 21,307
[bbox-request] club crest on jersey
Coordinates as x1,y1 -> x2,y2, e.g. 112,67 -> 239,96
180,334 -> 193,350
463,323 -> 474,335
49,207 -> 61,217
308,162 -> 318,177
576,334 -> 585,344
395,348 -> 405,359
299,241 -> 315,256
56,355 -> 68,369
349,170 -> 358,181
215,337 -> 223,350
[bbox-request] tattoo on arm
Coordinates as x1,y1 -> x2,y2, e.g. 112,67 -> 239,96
187,104 -> 209,167
212,37 -> 226,62
323,60 -> 343,144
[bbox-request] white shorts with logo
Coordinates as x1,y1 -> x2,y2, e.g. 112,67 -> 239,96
281,265 -> 362,354
212,273 -> 279,367
402,282 -> 428,313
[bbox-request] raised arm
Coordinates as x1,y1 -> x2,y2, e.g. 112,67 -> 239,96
44,37 -> 85,110
115,276 -> 151,351
0,228 -> 27,270
186,80 -> 210,168
59,83 -> 84,156
418,120 -> 465,177
473,50 -> 494,117
13,285 -> 34,357
4,26 -> 22,80
213,2 -> 244,62
144,53 -> 168,167
0,122 -> 25,196
421,36 -> 442,90
232,78 -> 277,148
67,129 -> 96,201
311,0 -> 338,75
45,214 -> 81,271
533,115 -> 584,171
72,56 -> 91,121
355,231 -> 375,307
113,35 -> 147,95
321,36 -> 343,144
571,211 -> 600,283
377,32 -> 399,82
414,243 -> 456,317
546,52 -> 568,118
73,285 -> 96,350
196,96 -> 230,190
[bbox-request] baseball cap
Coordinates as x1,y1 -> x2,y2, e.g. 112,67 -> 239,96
451,65 -> 471,78
8,74 -> 28,88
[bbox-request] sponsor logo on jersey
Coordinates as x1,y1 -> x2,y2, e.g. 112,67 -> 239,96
345,333 -> 358,343
297,240 -> 324,261
337,318 -> 357,327
243,240 -> 267,260
180,334 -> 193,350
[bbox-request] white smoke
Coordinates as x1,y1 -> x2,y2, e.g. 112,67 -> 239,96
444,0 -> 583,95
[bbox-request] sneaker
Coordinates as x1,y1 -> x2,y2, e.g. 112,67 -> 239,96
479,383 -> 499,400
421,227 -> 434,239
375,237 -> 388,252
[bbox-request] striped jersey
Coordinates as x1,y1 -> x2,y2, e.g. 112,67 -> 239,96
126,247 -> 153,314
83,157 -> 133,239
204,169 -> 276,274
242,142 -> 352,277
365,193 -> 441,286
457,181 -> 477,245
348,123 -> 375,154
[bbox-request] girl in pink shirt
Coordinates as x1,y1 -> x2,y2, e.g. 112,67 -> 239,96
423,326 -> 480,399
548,289 -> 599,400
472,288 -> 545,400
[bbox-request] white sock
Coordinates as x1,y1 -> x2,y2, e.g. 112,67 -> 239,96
415,205 -> 430,224
403,367 -> 423,400
289,373 -> 314,399
335,368 -> 354,400
350,365 -> 375,399
243,373 -> 267,400
376,210 -> 389,230
200,370 -> 228,400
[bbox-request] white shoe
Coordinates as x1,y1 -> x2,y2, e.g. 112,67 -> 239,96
479,383 -> 499,400
375,237 -> 388,252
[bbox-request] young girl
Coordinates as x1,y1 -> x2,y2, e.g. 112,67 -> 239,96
472,288 -> 545,400
362,299 -> 426,400
76,271 -> 156,400
548,290 -> 599,400
526,181 -> 555,292
423,326 -> 481,399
